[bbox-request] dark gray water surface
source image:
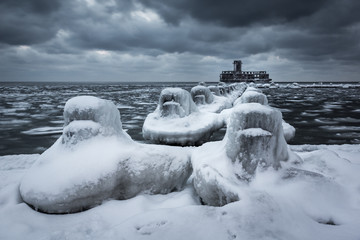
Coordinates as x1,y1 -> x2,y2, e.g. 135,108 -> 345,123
1,82 -> 359,155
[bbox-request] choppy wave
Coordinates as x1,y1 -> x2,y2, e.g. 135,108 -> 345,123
22,127 -> 63,136
0,82 -> 359,155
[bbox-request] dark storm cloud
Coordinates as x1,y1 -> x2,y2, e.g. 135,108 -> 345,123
0,0 -> 62,45
136,0 -> 360,61
0,0 -> 359,82
138,0 -> 329,26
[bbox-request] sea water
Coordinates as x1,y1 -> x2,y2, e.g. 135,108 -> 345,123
1,82 -> 359,155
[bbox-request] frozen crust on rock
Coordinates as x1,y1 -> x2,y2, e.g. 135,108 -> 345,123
64,96 -> 124,134
190,86 -> 232,113
225,103 -> 289,173
143,88 -> 224,145
193,103 -> 290,206
158,88 -> 198,118
234,90 -> 269,106
191,86 -> 214,105
20,96 -> 192,213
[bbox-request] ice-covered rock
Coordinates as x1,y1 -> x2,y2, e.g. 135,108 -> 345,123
232,89 -> 296,142
190,86 -> 232,113
234,90 -> 268,106
158,88 -> 198,118
225,103 -> 289,174
190,86 -> 214,105
62,96 -> 130,146
143,88 -> 224,145
20,96 -> 192,213
192,103 -> 290,206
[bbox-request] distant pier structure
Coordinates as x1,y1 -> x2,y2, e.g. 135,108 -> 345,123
220,60 -> 272,83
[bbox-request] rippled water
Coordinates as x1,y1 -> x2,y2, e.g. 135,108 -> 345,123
1,82 -> 359,155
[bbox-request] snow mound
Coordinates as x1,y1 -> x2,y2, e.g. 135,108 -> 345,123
143,88 -> 224,145
193,103 -> 290,206
20,96 -> 192,213
190,86 -> 214,105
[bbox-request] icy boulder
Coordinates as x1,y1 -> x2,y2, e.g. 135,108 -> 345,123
20,96 -> 192,213
143,88 -> 224,145
190,86 -> 232,113
190,86 -> 214,105
225,103 -> 289,174
232,87 -> 295,142
234,90 -> 268,106
158,88 -> 198,118
192,103 -> 289,206
62,96 -> 129,146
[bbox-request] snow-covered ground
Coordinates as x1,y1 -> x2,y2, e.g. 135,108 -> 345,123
1,144 -> 360,239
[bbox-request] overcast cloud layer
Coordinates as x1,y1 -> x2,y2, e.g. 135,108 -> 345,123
0,0 -> 359,82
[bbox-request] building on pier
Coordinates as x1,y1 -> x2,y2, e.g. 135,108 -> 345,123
220,60 -> 272,83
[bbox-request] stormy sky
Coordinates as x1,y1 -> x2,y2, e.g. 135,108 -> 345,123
0,0 -> 359,82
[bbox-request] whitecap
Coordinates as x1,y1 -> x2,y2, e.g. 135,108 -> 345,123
22,126 -> 63,136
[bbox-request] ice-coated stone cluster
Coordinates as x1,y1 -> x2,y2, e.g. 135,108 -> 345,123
19,83 -> 299,214
190,85 -> 233,113
142,87 -> 224,145
20,96 -> 192,213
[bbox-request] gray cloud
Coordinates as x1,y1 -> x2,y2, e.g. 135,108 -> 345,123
0,0 -> 359,82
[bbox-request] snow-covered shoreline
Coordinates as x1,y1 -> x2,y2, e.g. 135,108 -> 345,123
1,144 -> 360,240
1,82 -> 360,239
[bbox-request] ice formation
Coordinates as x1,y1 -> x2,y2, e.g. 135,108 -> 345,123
190,85 -> 232,113
208,85 -> 221,96
232,86 -> 296,142
143,88 -> 224,145
190,86 -> 214,105
192,103 -> 290,206
158,88 -> 198,118
234,90 -> 269,106
19,96 -> 192,213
